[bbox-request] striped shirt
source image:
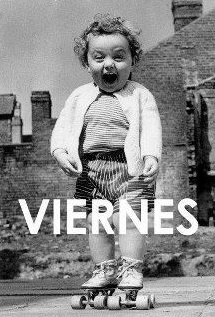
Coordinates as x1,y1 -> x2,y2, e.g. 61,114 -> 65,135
80,92 -> 129,154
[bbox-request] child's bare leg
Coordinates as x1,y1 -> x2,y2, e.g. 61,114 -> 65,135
81,213 -> 117,288
113,210 -> 145,288
87,213 -> 115,263
113,210 -> 145,260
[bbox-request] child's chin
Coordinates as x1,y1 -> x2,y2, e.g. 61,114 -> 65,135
101,85 -> 118,93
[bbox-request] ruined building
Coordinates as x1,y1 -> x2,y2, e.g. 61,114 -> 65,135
0,0 -> 215,225
133,0 -> 215,225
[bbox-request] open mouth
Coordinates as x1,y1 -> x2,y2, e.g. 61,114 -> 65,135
102,73 -> 118,84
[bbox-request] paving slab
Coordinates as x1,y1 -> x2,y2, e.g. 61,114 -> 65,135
0,276 -> 215,316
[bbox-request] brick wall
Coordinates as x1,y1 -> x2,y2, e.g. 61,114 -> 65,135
0,92 -> 76,219
0,118 -> 11,144
133,9 -> 215,223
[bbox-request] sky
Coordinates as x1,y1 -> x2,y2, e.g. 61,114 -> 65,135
0,0 -> 215,134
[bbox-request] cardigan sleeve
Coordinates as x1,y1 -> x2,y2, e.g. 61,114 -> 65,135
50,91 -> 78,155
139,89 -> 162,161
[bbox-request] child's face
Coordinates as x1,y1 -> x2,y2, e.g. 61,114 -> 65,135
87,33 -> 133,93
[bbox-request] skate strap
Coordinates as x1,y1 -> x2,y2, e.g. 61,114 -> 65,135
93,260 -> 116,278
117,260 -> 141,279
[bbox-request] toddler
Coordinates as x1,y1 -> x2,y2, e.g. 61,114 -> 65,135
51,14 -> 162,289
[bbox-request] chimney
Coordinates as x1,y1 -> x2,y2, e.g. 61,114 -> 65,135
11,101 -> 23,144
31,91 -> 52,122
172,0 -> 203,32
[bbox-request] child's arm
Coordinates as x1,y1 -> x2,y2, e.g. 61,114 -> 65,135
51,91 -> 82,176
51,92 -> 76,154
140,90 -> 162,161
140,89 -> 162,183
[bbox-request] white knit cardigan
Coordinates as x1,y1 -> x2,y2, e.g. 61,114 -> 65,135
51,80 -> 162,176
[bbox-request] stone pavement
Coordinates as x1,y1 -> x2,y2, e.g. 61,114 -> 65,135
0,276 -> 215,316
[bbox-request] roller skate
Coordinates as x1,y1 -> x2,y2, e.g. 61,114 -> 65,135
71,259 -> 118,309
107,257 -> 156,310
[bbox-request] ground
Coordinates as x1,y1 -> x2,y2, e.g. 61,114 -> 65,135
1,277 -> 215,316
1,213 -> 215,280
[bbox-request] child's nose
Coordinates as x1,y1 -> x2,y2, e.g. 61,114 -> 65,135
104,57 -> 114,69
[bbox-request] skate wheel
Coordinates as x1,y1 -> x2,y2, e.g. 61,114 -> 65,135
71,295 -> 87,309
107,295 -> 121,310
136,294 -> 150,310
94,295 -> 107,309
149,294 -> 156,308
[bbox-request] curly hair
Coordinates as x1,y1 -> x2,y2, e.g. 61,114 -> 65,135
74,14 -> 142,68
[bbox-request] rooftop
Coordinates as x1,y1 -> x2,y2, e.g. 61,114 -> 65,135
0,94 -> 15,116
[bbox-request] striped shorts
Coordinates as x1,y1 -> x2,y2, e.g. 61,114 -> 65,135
74,149 -> 155,214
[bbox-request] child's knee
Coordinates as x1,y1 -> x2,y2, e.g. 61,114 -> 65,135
87,213 -> 93,230
87,212 -> 114,233
113,210 -> 141,230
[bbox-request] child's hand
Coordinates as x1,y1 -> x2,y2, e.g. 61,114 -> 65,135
142,155 -> 159,184
53,149 -> 82,177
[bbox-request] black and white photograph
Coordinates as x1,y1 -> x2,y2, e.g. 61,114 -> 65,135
1,0 -> 215,315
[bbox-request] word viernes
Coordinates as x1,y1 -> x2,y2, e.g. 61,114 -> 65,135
18,198 -> 198,236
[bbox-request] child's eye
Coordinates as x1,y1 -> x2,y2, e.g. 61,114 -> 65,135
94,55 -> 104,61
114,55 -> 125,61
